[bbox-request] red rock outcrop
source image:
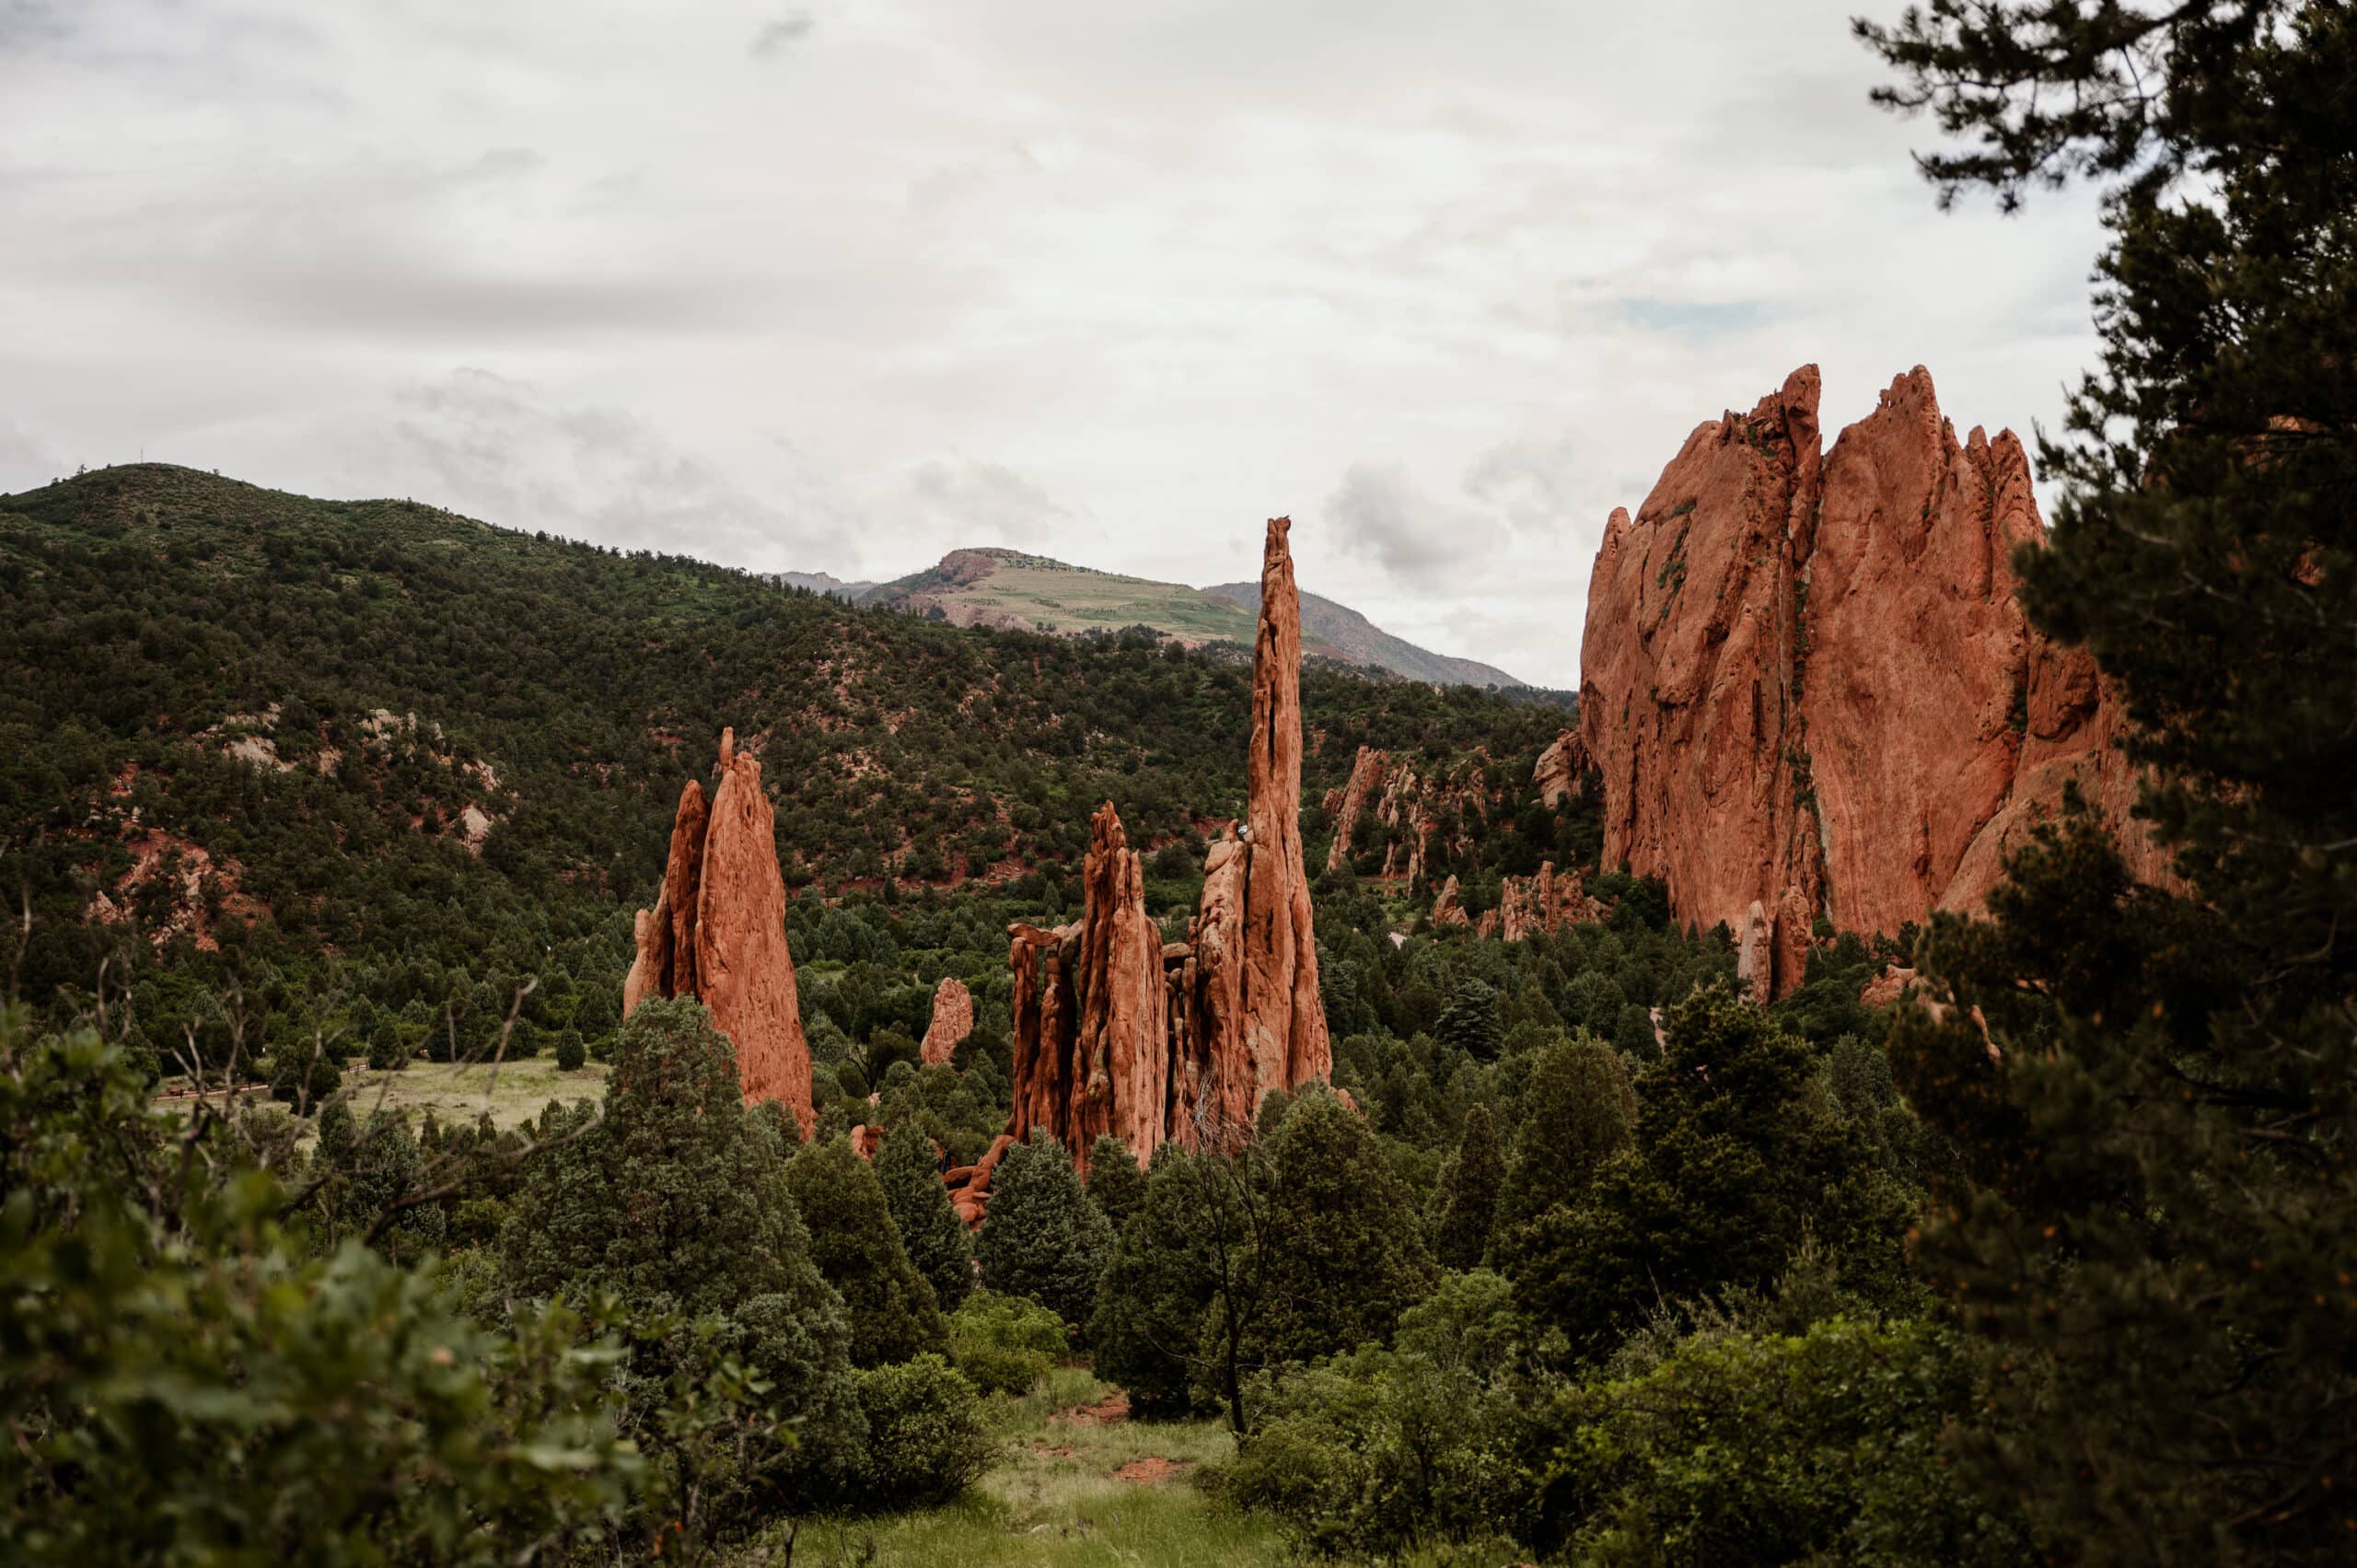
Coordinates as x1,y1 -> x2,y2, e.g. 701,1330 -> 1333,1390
1496,860 -> 1608,942
623,728 -> 815,1134
1323,745 -> 1390,873
920,976 -> 973,1066
1533,728 -> 1588,809
1004,518 -> 1333,1169
1431,875 -> 1470,928
1579,366 -> 2165,996
1004,803 -> 1171,1173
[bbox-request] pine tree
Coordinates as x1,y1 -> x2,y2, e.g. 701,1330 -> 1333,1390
1434,979 -> 1503,1061
1083,1133 -> 1146,1233
1252,1088 -> 1436,1366
1505,990 -> 1914,1361
975,1131 -> 1112,1330
784,1136 -> 949,1367
500,996 -> 861,1492
876,1120 -> 973,1315
1434,1101 -> 1503,1272
1494,1032 -> 1632,1236
343,1108 -> 444,1264
1859,5 -> 2357,1552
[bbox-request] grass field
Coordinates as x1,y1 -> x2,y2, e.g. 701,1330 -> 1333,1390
155,1056 -> 606,1133
773,1368 -> 1282,1567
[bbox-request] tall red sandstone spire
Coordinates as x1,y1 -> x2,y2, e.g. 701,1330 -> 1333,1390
1578,366 -> 2165,996
622,728 -> 815,1134
1000,517 -> 1333,1173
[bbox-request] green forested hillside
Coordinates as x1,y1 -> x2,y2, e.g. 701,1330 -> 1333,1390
0,464 -> 1581,1078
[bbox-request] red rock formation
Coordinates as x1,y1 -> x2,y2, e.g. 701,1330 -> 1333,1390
1579,366 -> 2165,995
920,976 -> 973,1066
1496,861 -> 1608,941
1431,875 -> 1470,928
623,728 -> 816,1134
1859,965 -> 1918,1009
1003,517 -> 1333,1168
848,1124 -> 882,1160
1002,804 -> 1171,1174
1533,728 -> 1588,809
1323,745 -> 1390,873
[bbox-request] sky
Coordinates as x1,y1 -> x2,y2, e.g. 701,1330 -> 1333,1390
0,1 -> 2112,690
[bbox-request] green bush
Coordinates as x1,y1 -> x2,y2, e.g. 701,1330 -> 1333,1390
1555,1318 -> 2035,1564
554,1027 -> 586,1072
976,1131 -> 1112,1330
946,1290 -> 1067,1396
783,1135 -> 948,1367
849,1353 -> 993,1508
366,1018 -> 409,1071
875,1119 -> 974,1314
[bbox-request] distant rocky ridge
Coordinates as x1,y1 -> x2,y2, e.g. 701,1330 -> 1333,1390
790,544 -> 1524,688
1579,365 -> 2166,999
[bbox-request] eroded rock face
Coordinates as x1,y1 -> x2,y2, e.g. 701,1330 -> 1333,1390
920,977 -> 973,1066
1431,875 -> 1470,928
1323,745 -> 1390,873
1003,804 -> 1171,1174
623,729 -> 815,1134
1579,366 -> 2162,995
1496,861 -> 1608,942
1004,518 -> 1333,1168
1533,728 -> 1588,809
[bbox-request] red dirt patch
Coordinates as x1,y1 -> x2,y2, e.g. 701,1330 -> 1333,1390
1056,1392 -> 1130,1425
1112,1458 -> 1188,1484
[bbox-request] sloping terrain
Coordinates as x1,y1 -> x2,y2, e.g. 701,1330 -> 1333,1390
864,546 -> 1522,686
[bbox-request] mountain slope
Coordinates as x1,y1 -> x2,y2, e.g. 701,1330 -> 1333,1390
0,464 -> 1577,1063
862,547 -> 1523,686
1201,581 -> 1523,688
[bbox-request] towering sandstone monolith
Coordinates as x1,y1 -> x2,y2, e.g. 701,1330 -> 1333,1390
1580,366 -> 2165,997
1002,517 -> 1331,1173
623,728 -> 816,1134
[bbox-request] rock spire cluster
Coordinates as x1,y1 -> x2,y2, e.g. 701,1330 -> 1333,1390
623,728 -> 816,1134
1002,518 -> 1333,1173
1579,366 -> 2165,997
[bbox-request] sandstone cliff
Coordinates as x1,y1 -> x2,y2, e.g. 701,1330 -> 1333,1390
623,729 -> 816,1133
1579,366 -> 2163,995
1004,518 -> 1333,1170
919,976 -> 973,1066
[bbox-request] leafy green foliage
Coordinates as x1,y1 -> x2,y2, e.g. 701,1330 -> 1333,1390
1861,3 -> 2357,1553
1557,1318 -> 2034,1565
849,1354 -> 993,1509
1082,1132 -> 1147,1232
1431,1101 -> 1502,1272
1254,1089 -> 1437,1366
946,1290 -> 1069,1398
876,1118 -> 974,1315
784,1135 -> 950,1368
975,1131 -> 1113,1330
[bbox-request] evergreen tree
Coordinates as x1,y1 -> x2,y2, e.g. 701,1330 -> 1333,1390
1506,989 -> 1915,1361
876,1120 -> 973,1315
1494,1032 -> 1633,1236
784,1136 -> 949,1367
1253,1088 -> 1436,1366
344,1108 -> 444,1264
1859,4 -> 2357,1552
500,996 -> 861,1495
314,1093 -> 357,1168
1434,979 -> 1503,1061
976,1130 -> 1112,1330
1083,1133 -> 1147,1232
553,1026 -> 585,1072
1090,1144 -> 1218,1418
1434,1101 -> 1503,1272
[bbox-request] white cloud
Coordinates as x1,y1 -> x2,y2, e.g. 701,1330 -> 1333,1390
0,0 -> 2113,687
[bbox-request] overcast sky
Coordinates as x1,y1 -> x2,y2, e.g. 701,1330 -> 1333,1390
0,1 -> 2109,688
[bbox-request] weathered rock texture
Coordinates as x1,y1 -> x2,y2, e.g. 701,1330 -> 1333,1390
1003,518 -> 1332,1172
1533,728 -> 1589,809
1321,746 -> 1493,884
622,729 -> 816,1134
1579,366 -> 2165,997
919,977 -> 973,1066
1431,875 -> 1470,929
1496,861 -> 1608,942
